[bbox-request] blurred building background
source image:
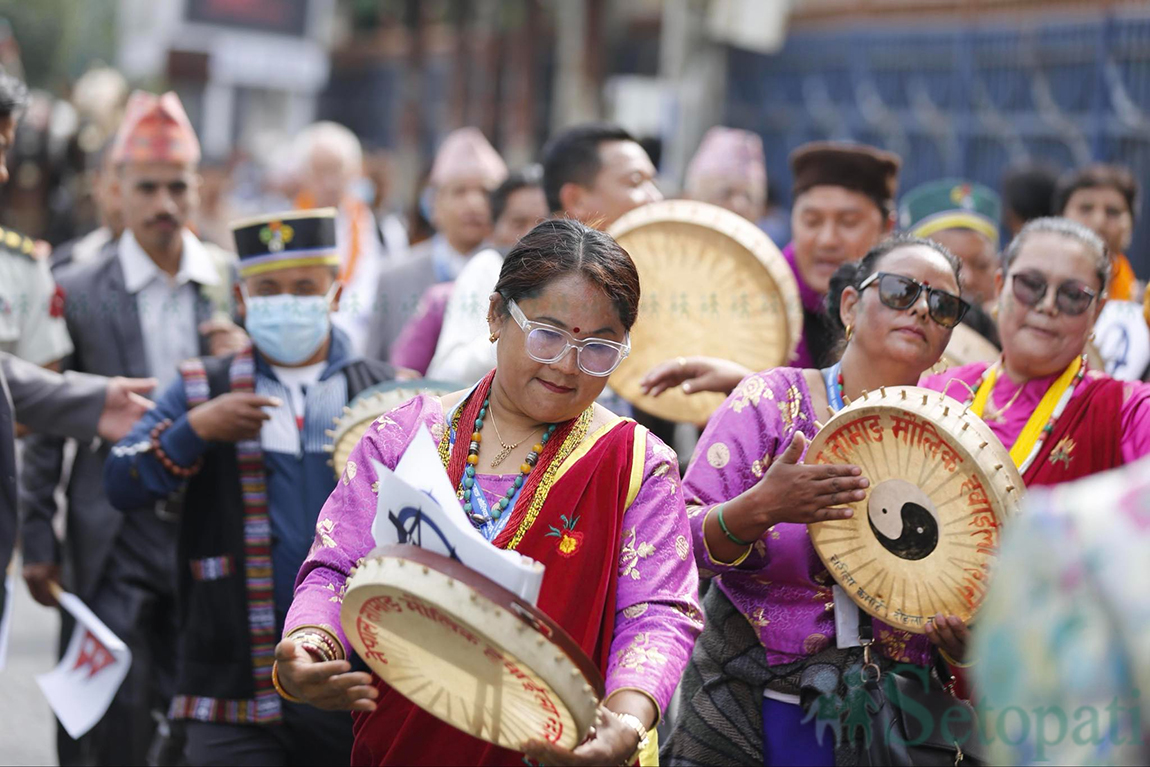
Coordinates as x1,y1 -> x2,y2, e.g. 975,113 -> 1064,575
3,0 -> 1150,270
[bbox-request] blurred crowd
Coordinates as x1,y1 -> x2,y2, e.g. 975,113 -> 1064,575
2,51 -> 1150,767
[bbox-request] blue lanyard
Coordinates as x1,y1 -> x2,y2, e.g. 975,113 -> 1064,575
822,361 -> 845,413
460,471 -> 516,542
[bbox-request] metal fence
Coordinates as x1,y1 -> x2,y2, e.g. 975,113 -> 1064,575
726,7 -> 1150,274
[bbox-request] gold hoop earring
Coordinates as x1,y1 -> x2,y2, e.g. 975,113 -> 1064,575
845,324 -> 854,342
489,333 -> 498,343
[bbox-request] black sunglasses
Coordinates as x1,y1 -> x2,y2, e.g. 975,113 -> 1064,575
858,272 -> 970,329
1008,271 -> 1098,317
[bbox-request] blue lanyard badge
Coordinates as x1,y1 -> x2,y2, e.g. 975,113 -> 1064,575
822,361 -> 845,413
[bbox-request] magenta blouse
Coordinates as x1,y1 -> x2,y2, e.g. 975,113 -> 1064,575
920,361 -> 1150,463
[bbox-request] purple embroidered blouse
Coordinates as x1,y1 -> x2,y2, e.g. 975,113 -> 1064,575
683,367 -> 933,666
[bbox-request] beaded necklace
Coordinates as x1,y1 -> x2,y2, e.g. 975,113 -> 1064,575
968,354 -> 1087,474
457,396 -> 558,528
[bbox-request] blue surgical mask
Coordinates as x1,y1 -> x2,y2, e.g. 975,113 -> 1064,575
242,284 -> 337,365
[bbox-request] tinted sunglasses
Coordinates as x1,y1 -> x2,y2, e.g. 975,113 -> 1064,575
858,272 -> 969,329
1008,271 -> 1097,316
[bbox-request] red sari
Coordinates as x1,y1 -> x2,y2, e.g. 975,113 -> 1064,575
349,375 -> 643,766
1023,376 -> 1125,486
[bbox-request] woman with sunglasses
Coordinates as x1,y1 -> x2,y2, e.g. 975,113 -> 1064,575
663,235 -> 973,766
275,219 -> 702,767
920,217 -> 1150,486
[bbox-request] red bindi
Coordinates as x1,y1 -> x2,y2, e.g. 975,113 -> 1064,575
573,327 -> 580,333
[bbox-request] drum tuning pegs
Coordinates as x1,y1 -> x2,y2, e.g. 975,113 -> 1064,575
979,441 -> 987,449
469,592 -> 478,602
582,683 -> 593,694
921,394 -> 928,405
880,386 -> 886,397
537,636 -> 546,647
900,390 -> 907,400
555,653 -> 566,663
324,429 -> 335,438
397,560 -> 405,568
943,406 -> 950,416
843,394 -> 853,406
826,405 -> 836,418
343,406 -> 353,415
994,464 -> 1003,472
446,578 -> 454,587
421,566 -> 430,575
961,422 -> 969,431
1006,485 -> 1015,493
571,668 -> 581,678
861,389 -> 869,400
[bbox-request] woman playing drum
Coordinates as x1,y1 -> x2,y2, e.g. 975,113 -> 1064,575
274,220 -> 702,766
920,217 -> 1150,484
662,236 -> 974,765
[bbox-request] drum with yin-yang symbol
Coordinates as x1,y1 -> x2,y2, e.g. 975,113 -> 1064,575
805,386 -> 1025,633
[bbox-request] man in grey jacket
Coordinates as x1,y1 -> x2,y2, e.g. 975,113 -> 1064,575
0,352 -> 153,617
0,67 -> 155,618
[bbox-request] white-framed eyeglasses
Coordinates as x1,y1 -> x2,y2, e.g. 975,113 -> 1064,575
506,299 -> 630,377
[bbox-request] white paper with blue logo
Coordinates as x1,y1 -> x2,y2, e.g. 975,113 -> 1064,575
1094,300 -> 1150,381
369,425 -> 545,605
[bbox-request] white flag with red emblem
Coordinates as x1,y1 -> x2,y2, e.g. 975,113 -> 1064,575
36,590 -> 132,738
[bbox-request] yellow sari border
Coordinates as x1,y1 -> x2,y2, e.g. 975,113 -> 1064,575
971,355 -> 1082,468
625,424 -> 648,510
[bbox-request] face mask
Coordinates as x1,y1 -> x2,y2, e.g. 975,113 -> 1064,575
242,284 -> 337,365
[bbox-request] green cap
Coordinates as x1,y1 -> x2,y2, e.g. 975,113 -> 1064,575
898,179 -> 1001,243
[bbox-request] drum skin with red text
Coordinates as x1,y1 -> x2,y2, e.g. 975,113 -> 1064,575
340,545 -> 602,750
806,386 -> 1024,633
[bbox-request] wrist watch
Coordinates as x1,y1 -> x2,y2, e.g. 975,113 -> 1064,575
612,711 -> 650,764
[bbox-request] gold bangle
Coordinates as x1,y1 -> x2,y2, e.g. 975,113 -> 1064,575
271,661 -> 304,703
293,631 -> 337,662
287,625 -> 345,660
939,647 -> 976,668
610,711 -> 650,765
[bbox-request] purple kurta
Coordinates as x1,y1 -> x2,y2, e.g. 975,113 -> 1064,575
782,242 -> 826,369
683,367 -> 933,666
285,394 -> 703,714
388,282 -> 453,375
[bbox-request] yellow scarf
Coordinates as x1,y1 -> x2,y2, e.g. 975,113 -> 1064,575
970,355 -> 1083,468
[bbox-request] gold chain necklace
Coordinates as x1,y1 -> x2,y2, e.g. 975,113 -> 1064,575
982,367 -> 1026,424
487,407 -> 539,468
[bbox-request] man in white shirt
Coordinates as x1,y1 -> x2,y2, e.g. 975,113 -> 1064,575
19,90 -> 238,766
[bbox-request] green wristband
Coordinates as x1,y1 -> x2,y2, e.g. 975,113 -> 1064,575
716,504 -> 753,547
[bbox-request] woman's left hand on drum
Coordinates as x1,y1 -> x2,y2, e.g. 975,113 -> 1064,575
273,638 -> 379,711
925,613 -> 970,663
521,703 -> 640,766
